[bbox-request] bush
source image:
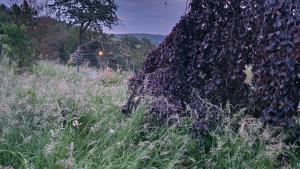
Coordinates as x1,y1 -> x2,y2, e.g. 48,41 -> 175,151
0,24 -> 34,69
123,0 -> 300,130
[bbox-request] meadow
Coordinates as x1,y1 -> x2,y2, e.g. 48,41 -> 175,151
0,59 -> 299,169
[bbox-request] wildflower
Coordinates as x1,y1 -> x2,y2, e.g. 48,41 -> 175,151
72,119 -> 81,129
160,151 -> 169,156
24,135 -> 32,143
148,143 -> 155,151
109,129 -> 116,135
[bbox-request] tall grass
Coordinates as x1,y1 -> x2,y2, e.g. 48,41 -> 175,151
0,60 -> 299,169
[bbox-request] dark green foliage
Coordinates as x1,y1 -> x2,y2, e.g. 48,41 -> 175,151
121,36 -> 155,71
0,24 -> 34,68
50,0 -> 118,28
113,33 -> 166,46
0,4 -> 10,24
0,1 -> 39,69
50,0 -> 119,45
123,0 -> 300,132
8,0 -> 38,27
58,28 -> 79,61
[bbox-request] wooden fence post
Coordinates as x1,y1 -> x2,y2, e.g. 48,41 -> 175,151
76,49 -> 80,73
0,42 -> 2,60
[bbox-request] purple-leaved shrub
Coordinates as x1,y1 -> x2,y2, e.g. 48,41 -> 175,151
123,0 -> 300,132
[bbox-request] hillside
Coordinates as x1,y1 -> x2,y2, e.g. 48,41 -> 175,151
0,11 -> 155,69
113,33 -> 166,46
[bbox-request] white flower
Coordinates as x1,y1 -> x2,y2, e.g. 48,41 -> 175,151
72,120 -> 82,129
109,129 -> 116,135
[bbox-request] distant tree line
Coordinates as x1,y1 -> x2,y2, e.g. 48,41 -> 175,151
0,0 -> 155,71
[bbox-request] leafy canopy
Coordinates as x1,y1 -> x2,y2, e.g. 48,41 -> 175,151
50,0 -> 119,29
0,24 -> 33,68
9,0 -> 38,26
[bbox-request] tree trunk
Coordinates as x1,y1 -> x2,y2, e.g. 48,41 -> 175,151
76,22 -> 91,73
78,29 -> 83,46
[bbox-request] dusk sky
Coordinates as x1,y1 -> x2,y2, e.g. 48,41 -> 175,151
0,0 -> 187,35
103,0 -> 187,35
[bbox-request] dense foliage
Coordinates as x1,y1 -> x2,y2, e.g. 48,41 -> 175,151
8,0 -> 37,27
0,24 -> 33,68
123,0 -> 300,131
0,3 -> 153,71
0,1 -> 37,69
50,0 -> 119,45
118,36 -> 155,71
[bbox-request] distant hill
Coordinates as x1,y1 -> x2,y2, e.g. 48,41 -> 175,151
113,33 -> 166,46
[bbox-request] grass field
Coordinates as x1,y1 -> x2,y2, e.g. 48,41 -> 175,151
0,60 -> 299,169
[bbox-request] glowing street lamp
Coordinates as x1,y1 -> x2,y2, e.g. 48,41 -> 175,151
98,50 -> 104,57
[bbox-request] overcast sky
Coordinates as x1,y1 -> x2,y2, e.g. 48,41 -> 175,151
0,0 -> 187,35
104,0 -> 187,35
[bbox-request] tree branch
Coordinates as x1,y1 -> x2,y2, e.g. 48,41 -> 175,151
82,21 -> 91,32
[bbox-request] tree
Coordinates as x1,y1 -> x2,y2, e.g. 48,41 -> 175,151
0,24 -> 33,68
8,0 -> 38,27
0,4 -> 10,59
0,4 -> 10,24
123,0 -> 300,132
50,0 -> 119,46
121,36 -> 155,71
0,1 -> 37,66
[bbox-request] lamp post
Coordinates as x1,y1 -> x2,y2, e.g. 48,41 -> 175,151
98,50 -> 105,70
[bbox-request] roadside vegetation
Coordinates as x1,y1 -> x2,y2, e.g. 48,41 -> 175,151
0,60 -> 299,169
